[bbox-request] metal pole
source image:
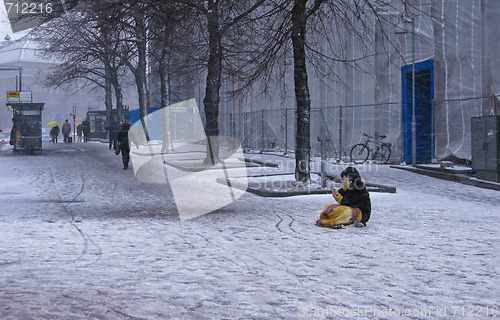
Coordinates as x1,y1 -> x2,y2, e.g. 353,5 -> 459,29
339,105 -> 343,163
284,108 -> 288,155
0,67 -> 23,91
320,109 -> 327,188
19,68 -> 22,91
229,112 -> 233,138
261,109 -> 265,153
72,106 -> 76,142
243,112 -> 247,149
411,17 -> 416,167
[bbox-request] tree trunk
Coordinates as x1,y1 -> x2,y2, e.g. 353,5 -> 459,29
203,3 -> 223,164
104,68 -> 113,124
110,68 -> 123,120
134,12 -> 150,141
291,0 -> 311,182
159,45 -> 174,153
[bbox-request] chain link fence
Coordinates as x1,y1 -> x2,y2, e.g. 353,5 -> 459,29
198,95 -> 498,163
201,101 -> 404,162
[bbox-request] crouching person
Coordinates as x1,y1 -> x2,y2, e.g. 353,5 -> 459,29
316,167 -> 371,228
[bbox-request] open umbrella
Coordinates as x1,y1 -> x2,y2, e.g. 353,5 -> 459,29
47,121 -> 59,128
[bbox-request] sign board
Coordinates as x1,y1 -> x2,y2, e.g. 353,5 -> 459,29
7,91 -> 32,103
20,91 -> 32,102
7,91 -> 19,103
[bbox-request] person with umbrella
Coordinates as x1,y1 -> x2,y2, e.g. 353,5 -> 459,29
47,121 -> 60,143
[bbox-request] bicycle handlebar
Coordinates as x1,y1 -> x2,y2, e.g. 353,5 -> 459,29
363,133 -> 386,140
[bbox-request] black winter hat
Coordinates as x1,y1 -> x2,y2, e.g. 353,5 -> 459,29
341,166 -> 361,180
341,166 -> 365,190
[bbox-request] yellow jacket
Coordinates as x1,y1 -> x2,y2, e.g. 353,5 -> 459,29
334,182 -> 348,203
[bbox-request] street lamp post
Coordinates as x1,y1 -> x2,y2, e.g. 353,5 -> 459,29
70,106 -> 77,142
0,67 -> 23,91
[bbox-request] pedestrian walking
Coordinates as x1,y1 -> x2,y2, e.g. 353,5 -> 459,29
77,124 -> 82,142
105,119 -> 120,150
81,120 -> 90,143
9,117 -> 21,146
62,120 -> 71,143
49,125 -> 60,143
316,167 -> 371,228
116,122 -> 131,170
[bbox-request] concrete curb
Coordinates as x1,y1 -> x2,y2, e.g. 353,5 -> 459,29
219,172 -> 396,198
391,165 -> 500,191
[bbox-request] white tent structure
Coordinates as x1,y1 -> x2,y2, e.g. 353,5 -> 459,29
1,1 -> 498,164
213,0 -> 499,163
0,36 -> 139,132
0,37 -> 100,131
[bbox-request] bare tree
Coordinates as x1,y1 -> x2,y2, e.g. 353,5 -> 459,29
147,1 -> 183,152
175,0 -> 267,164
30,0 -> 128,122
228,0 -> 410,182
290,0 -> 326,182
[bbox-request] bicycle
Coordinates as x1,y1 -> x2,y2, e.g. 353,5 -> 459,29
350,133 -> 392,164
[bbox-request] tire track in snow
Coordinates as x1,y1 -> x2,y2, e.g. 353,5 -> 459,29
274,212 -> 308,240
189,228 -> 251,271
141,217 -> 195,249
285,213 -> 309,240
47,164 -> 102,267
274,213 -> 284,233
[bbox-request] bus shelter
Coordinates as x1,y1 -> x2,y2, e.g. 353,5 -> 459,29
8,103 -> 45,154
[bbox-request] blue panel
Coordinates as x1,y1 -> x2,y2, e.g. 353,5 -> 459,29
128,107 -> 161,125
401,59 -> 434,163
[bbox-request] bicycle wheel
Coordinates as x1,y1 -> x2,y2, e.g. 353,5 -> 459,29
376,144 -> 391,164
350,143 -> 369,164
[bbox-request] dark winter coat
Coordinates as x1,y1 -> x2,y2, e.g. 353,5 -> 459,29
338,179 -> 371,225
62,122 -> 71,134
106,122 -> 120,139
50,126 -> 60,136
117,127 -> 130,151
81,121 -> 90,134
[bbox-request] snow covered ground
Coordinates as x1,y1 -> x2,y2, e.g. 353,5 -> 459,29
0,141 -> 498,319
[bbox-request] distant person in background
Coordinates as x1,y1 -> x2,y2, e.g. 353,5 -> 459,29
116,122 -> 131,170
62,120 -> 71,143
9,117 -> 21,146
77,124 -> 82,142
81,120 -> 90,143
105,119 -> 120,150
50,125 -> 60,143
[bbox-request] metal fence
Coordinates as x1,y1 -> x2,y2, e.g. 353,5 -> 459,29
201,101 -> 404,162
199,95 -> 498,163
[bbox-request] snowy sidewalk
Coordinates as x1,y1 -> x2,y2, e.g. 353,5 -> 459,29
0,142 -> 499,319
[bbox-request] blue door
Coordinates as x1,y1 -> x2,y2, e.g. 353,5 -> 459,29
402,59 -> 434,163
